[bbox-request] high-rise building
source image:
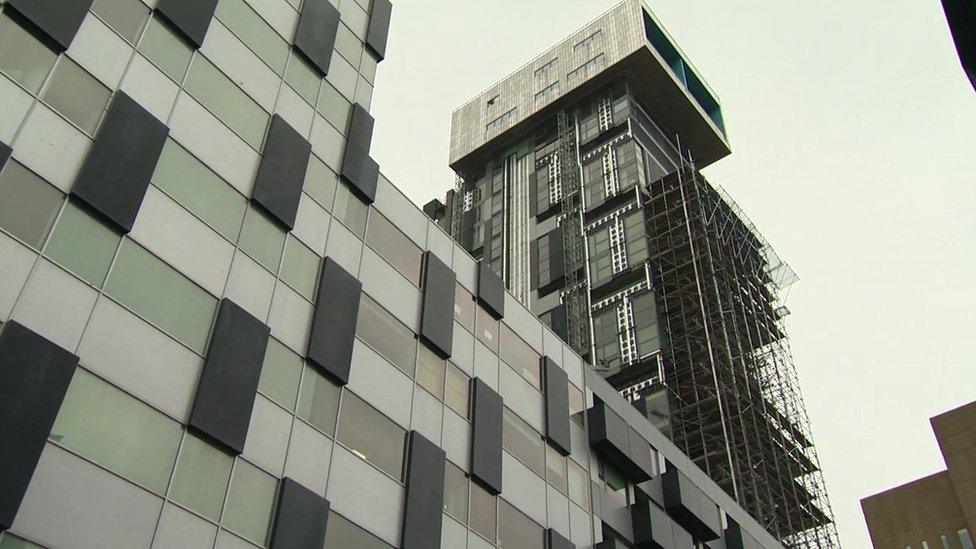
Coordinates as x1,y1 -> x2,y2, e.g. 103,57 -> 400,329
0,0 -> 785,548
428,1 -> 839,546
861,401 -> 976,549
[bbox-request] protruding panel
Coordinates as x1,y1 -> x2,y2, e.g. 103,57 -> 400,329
587,399 -> 650,483
155,0 -> 219,49
269,477 -> 331,549
0,141 -> 11,171
0,321 -> 79,530
546,528 -> 575,549
364,0 -> 392,61
542,356 -> 571,456
307,257 -> 361,385
293,0 -> 340,76
548,229 -> 566,284
401,431 -> 446,549
419,251 -> 456,358
251,115 -> 312,230
188,299 -> 270,455
6,0 -> 93,52
476,260 -> 504,319
724,517 -> 763,549
71,92 -> 170,233
630,500 -> 673,549
470,377 -> 503,495
548,303 -> 568,342
661,462 -> 721,541
340,104 -> 377,203
627,427 -> 656,480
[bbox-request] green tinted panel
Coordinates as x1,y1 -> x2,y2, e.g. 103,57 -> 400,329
215,0 -> 289,74
139,16 -> 193,82
46,201 -> 121,286
51,370 -> 183,494
222,460 -> 277,545
317,81 -> 351,133
0,14 -> 57,93
334,23 -> 362,67
42,57 -> 112,134
359,51 -> 377,84
92,0 -> 151,43
280,236 -> 320,301
304,155 -> 338,210
185,55 -> 269,149
106,240 -> 218,353
285,54 -> 320,105
153,140 -> 246,241
296,365 -> 341,436
0,533 -> 45,549
258,338 -> 303,411
0,162 -> 63,249
170,433 -> 234,520
334,182 -> 367,238
239,206 -> 286,273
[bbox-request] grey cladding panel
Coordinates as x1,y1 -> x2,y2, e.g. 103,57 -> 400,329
470,378 -> 503,495
420,251 -> 456,358
547,528 -> 575,549
548,229 -> 565,282
724,517 -> 763,549
627,427 -> 656,480
542,356 -> 571,456
0,321 -> 79,530
364,0 -> 392,60
662,462 -> 720,541
401,431 -> 446,549
155,0 -> 218,49
188,299 -> 271,455
0,141 -> 10,171
630,500 -> 671,549
71,92 -> 170,233
251,115 -> 312,230
476,261 -> 504,319
587,399 -> 650,483
340,104 -> 377,203
6,0 -> 92,52
269,477 -> 330,549
293,0 -> 340,76
307,257 -> 361,385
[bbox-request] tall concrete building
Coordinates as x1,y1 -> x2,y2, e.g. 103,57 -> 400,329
861,401 -> 976,549
0,0 -> 786,548
428,1 -> 838,546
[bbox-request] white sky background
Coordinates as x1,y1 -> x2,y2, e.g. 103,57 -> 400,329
368,1 -> 976,546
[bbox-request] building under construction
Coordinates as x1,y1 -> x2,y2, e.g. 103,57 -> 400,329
427,1 -> 840,546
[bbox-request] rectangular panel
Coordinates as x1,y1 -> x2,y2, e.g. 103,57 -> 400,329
547,528 -> 575,549
627,428 -> 656,480
0,321 -> 79,529
365,0 -> 392,61
293,0 -> 340,76
661,462 -> 720,541
251,115 -> 312,230
401,431 -> 446,549
307,257 -> 362,385
477,260 -> 505,319
724,517 -> 763,549
269,477 -> 331,549
471,377 -> 503,495
548,229 -> 566,282
71,92 -> 170,233
630,499 -> 671,549
587,398 -> 649,482
6,0 -> 93,52
188,299 -> 271,455
419,251 -> 456,358
542,356 -> 571,456
339,104 -> 378,203
155,0 -> 218,49
0,141 -> 10,171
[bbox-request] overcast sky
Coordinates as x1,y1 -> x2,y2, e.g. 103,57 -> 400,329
368,1 -> 976,546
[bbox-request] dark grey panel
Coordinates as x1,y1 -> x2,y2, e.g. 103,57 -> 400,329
6,0 -> 93,52
0,141 -> 11,171
339,104 -> 377,203
470,378 -> 503,495
307,257 -> 361,385
269,477 -> 330,549
548,229 -> 566,282
401,431 -> 446,549
547,528 -> 575,549
188,299 -> 270,455
364,0 -> 392,60
71,92 -> 170,233
724,517 -> 763,549
662,462 -> 720,541
630,500 -> 671,549
542,356 -> 571,456
476,260 -> 504,319
0,321 -> 79,530
251,115 -> 312,230
627,427 -> 656,480
587,399 -> 650,483
419,251 -> 456,358
549,303 -> 568,342
293,0 -> 339,75
155,0 -> 218,49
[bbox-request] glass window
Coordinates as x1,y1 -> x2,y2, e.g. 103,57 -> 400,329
336,392 -> 405,480
222,459 -> 277,545
334,23 -> 362,67
334,181 -> 368,238
623,210 -> 648,266
357,295 -> 417,377
50,369 -> 182,494
476,305 -> 499,352
105,239 -> 218,354
215,0 -> 289,74
632,292 -> 660,358
568,384 -> 585,426
598,460 -> 629,506
587,226 -> 613,287
417,344 -> 446,400
318,80 -> 351,132
547,445 -> 568,494
582,156 -> 606,210
499,324 -> 541,389
184,55 -> 270,149
42,57 -> 111,134
285,54 -> 320,105
324,513 -> 392,549
445,363 -> 470,419
960,529 -> 975,549
469,481 -> 496,542
138,16 -> 193,82
258,338 -> 303,411
365,211 -> 423,285
296,365 -> 341,436
92,0 -> 151,43
304,155 -> 338,210
443,461 -> 468,523
169,432 -> 234,520
46,201 -> 121,287
239,206 -> 287,273
592,306 -> 621,370
153,139 -> 247,241
503,408 -> 545,477
454,283 -> 475,333
498,499 -> 543,549
615,140 -> 645,192
0,13 -> 58,94
567,459 -> 590,508
280,236 -> 320,301
0,161 -> 63,249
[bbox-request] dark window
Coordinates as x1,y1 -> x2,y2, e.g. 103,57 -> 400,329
324,513 -> 394,548
632,292 -> 660,357
592,306 -> 621,370
469,480 -> 496,542
623,209 -> 648,266
498,499 -> 544,549
476,304 -> 499,352
587,226 -> 613,287
417,344 -> 445,400
365,211 -> 423,285
582,157 -> 605,210
502,408 -> 545,477
357,295 -> 417,376
499,324 -> 541,389
336,392 -> 406,480
443,461 -> 468,523
454,283 -> 475,333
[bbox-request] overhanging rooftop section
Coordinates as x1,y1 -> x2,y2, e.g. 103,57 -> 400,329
449,0 -> 731,173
